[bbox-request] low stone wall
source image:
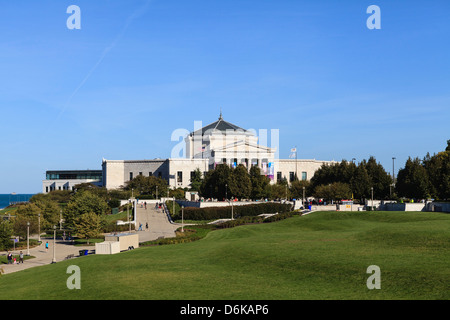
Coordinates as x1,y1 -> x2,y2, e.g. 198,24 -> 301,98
426,202 -> 450,213
176,200 -> 292,208
379,203 -> 426,211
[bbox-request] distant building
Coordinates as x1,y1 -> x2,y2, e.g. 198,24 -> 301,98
43,170 -> 102,193
43,114 -> 334,193
101,114 -> 334,190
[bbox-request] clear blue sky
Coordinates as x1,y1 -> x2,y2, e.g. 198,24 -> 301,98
1,0 -> 449,193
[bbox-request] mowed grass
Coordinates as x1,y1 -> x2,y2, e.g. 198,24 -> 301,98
0,211 -> 448,300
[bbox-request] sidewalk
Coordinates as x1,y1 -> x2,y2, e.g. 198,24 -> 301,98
135,204 -> 179,243
1,239 -> 91,275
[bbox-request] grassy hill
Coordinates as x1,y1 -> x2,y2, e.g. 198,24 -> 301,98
0,211 -> 449,300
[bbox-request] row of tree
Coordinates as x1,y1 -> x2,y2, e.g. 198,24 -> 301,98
0,186 -> 131,250
396,140 -> 450,200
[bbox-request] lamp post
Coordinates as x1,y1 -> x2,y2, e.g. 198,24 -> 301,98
392,157 -> 396,191
225,184 -> 227,201
173,196 -> 175,217
230,200 -> 234,220
371,187 -> 374,210
303,186 -> 305,206
38,213 -> 41,243
26,222 -> 30,256
52,225 -> 57,264
181,205 -> 184,233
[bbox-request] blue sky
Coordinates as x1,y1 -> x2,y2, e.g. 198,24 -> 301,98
0,0 -> 449,193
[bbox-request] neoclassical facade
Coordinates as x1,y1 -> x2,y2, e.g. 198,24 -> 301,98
43,115 -> 333,193
101,114 -> 334,190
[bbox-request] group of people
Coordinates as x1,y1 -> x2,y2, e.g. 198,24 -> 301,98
137,222 -> 149,231
6,251 -> 24,264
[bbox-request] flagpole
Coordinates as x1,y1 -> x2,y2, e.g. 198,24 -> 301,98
295,145 -> 297,180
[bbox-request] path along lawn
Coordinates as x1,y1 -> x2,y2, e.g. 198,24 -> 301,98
0,211 -> 448,300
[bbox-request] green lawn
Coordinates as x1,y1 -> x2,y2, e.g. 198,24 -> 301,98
0,211 -> 448,300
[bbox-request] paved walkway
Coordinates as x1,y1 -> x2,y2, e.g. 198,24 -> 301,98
1,239 -> 91,275
134,203 -> 180,242
1,202 -> 181,275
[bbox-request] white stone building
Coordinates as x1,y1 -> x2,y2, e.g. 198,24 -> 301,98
101,114 -> 334,190
43,114 -> 333,193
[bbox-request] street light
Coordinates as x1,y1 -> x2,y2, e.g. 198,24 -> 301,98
38,213 -> 41,243
303,186 -> 305,206
26,222 -> 30,256
52,225 -> 57,264
225,184 -> 228,201
371,187 -> 374,210
229,200 -> 234,220
392,157 -> 396,186
181,205 -> 184,233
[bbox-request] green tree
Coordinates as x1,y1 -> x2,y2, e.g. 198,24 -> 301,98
33,199 -> 60,230
249,166 -> 270,200
64,191 -> 109,229
124,175 -> 168,198
289,180 -> 310,200
189,168 -> 203,191
73,212 -> 103,245
364,156 -> 393,199
231,164 -> 252,200
350,163 -> 371,201
0,219 -> 13,250
314,182 -> 351,201
396,157 -> 430,199
423,141 -> 450,200
12,203 -> 41,240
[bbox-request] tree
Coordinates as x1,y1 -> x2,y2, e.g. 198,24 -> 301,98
73,212 -> 103,245
314,182 -> 351,201
249,166 -> 270,200
64,191 -> 109,229
124,175 -> 168,198
269,183 -> 289,200
423,141 -> 450,200
12,203 -> 41,240
0,219 -> 13,250
350,163 -> 371,201
396,157 -> 430,199
364,156 -> 393,199
231,164 -> 252,200
33,199 -> 60,230
189,168 -> 203,191
289,180 -> 310,200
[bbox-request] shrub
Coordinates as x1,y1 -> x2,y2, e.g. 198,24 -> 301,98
174,202 -> 292,221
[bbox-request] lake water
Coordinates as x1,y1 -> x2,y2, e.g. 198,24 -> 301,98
0,194 -> 35,209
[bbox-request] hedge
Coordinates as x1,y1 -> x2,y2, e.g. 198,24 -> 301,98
172,202 -> 293,221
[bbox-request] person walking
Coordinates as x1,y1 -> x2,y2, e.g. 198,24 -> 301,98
138,223 -> 143,231
45,241 -> 49,252
19,251 -> 24,264
146,222 -> 149,231
7,252 -> 12,264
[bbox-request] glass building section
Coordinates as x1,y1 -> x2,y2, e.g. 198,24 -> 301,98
46,170 -> 103,182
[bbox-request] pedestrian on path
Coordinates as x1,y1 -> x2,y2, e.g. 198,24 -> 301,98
7,252 -> 12,264
19,251 -> 24,264
146,222 -> 149,231
138,223 -> 143,231
45,242 -> 49,252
